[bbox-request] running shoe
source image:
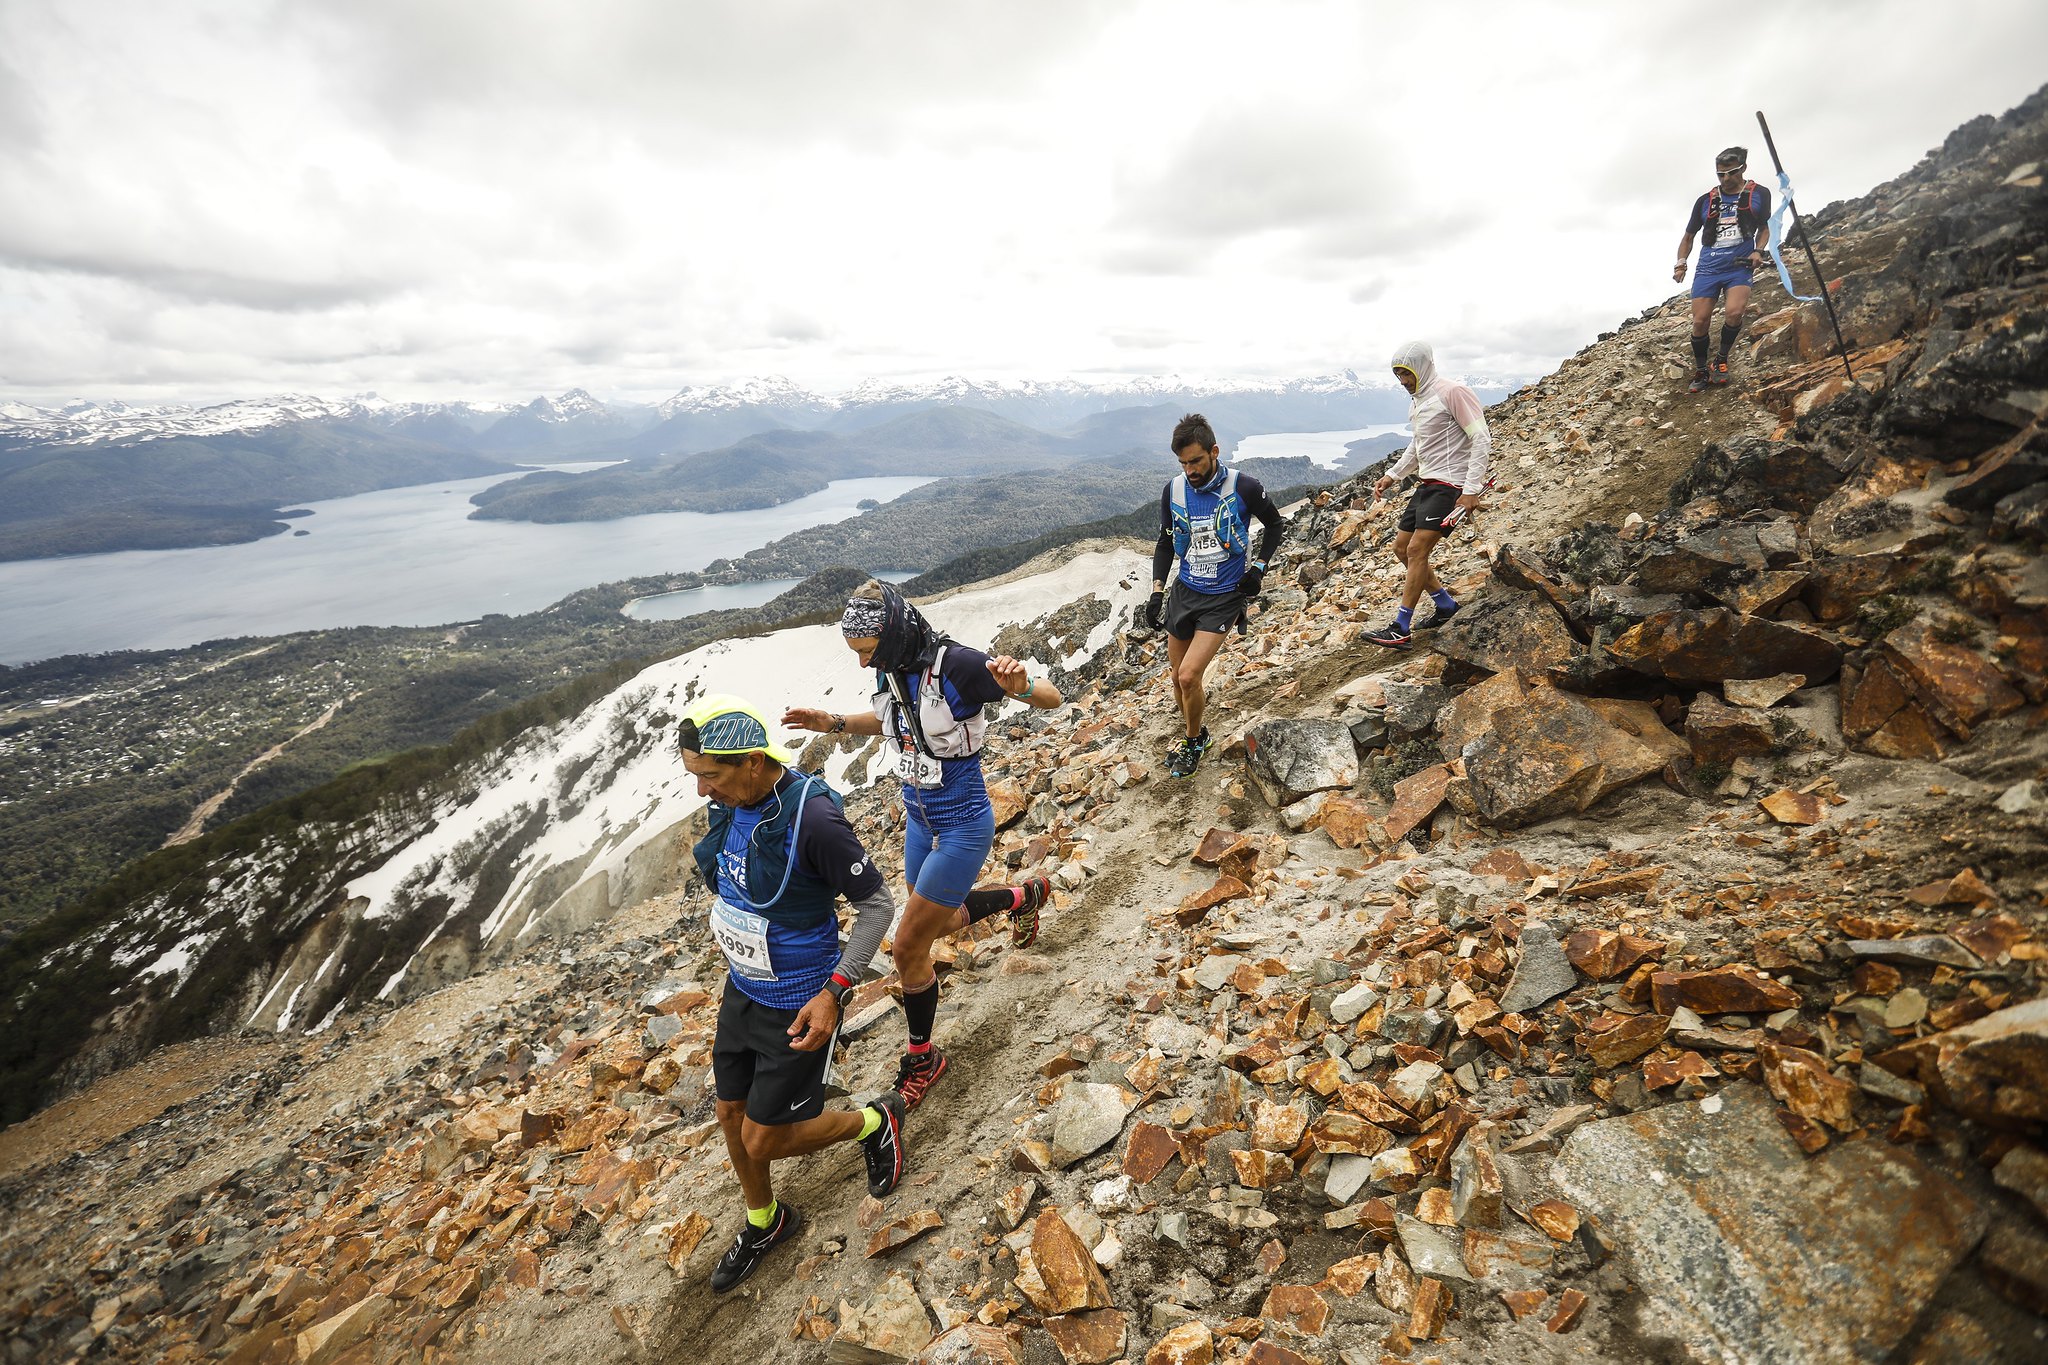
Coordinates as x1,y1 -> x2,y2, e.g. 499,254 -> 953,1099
710,1202 -> 804,1293
1711,360 -> 1731,386
1011,876 -> 1051,949
1688,369 -> 1709,393
860,1091 -> 908,1196
1415,601 -> 1461,631
893,1047 -> 948,1112
1362,622 -> 1412,650
1168,728 -> 1210,778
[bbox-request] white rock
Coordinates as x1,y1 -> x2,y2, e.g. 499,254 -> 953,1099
1330,982 -> 1382,1025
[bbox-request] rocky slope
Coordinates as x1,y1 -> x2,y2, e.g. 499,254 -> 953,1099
4,87 -> 2048,1365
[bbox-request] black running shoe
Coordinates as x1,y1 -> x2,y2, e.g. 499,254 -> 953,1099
1711,360 -> 1731,386
860,1092 -> 908,1196
710,1202 -> 803,1293
1415,602 -> 1461,631
1363,622 -> 1412,649
893,1048 -> 948,1112
1168,728 -> 1210,778
1011,876 -> 1050,948
1688,369 -> 1709,393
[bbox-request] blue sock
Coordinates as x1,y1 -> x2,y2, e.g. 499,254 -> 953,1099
1393,606 -> 1414,630
1430,589 -> 1456,611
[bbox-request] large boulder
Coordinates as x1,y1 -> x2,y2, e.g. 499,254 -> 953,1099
1873,997 -> 2048,1129
1554,1084 -> 1985,1365
1430,590 -> 1579,680
1462,684 -> 1666,828
1663,437 -> 1851,516
1877,618 -> 2025,740
1607,608 -> 1843,684
1436,669 -> 1531,758
1243,718 -> 1359,807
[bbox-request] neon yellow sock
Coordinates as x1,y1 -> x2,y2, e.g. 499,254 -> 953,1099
856,1106 -> 882,1140
746,1200 -> 778,1230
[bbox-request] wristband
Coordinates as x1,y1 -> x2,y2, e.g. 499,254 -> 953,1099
1015,671 -> 1033,697
828,715 -> 845,734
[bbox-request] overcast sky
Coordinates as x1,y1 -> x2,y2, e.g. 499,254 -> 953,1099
2,0 -> 2043,406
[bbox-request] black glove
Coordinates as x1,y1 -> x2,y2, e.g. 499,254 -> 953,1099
1144,590 -> 1165,630
1239,565 -> 1266,599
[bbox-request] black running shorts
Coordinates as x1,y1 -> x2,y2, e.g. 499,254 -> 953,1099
713,983 -> 833,1126
1164,581 -> 1246,641
1399,481 -> 1466,534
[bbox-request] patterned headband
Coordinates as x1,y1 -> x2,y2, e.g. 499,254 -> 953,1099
840,596 -> 889,640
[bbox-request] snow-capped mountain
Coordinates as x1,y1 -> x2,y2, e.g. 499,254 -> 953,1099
0,393 -> 516,450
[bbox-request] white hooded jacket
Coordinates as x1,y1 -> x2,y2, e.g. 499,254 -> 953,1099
1385,340 -> 1492,495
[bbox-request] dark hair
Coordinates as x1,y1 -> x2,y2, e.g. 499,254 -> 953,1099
1171,412 -> 1217,454
1717,146 -> 1748,168
675,718 -> 746,764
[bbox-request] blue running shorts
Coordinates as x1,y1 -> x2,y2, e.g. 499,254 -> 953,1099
1691,256 -> 1755,300
902,802 -> 996,909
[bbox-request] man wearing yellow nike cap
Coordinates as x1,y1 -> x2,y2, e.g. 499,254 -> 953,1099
678,694 -> 906,1293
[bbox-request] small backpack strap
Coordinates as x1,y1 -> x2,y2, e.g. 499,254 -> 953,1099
1170,474 -> 1188,516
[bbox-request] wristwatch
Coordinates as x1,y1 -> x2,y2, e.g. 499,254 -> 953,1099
827,972 -> 854,1008
828,715 -> 846,734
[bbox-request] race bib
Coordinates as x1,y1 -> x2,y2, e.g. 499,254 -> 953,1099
711,898 -> 777,980
894,747 -> 944,789
1187,520 -> 1226,573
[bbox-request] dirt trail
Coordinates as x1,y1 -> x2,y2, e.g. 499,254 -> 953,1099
162,696 -> 347,846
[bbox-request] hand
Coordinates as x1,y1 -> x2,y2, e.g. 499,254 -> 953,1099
781,707 -> 833,733
1747,250 -> 1765,268
986,655 -> 1030,696
1144,590 -> 1165,630
1456,494 -> 1479,511
1238,565 -> 1265,599
787,990 -> 839,1051
1672,263 -> 1686,283
1373,475 -> 1394,500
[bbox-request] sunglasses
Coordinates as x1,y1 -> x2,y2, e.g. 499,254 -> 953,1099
1717,164 -> 1746,175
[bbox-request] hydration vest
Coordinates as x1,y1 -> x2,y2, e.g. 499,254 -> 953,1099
1701,181 -> 1761,248
872,645 -> 987,761
1169,468 -> 1251,564
691,771 -> 843,925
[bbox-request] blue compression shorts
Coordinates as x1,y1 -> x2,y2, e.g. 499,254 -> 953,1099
902,802 -> 996,909
1691,256 -> 1755,300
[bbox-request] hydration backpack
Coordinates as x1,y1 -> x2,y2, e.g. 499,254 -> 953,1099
1169,469 -> 1250,563
1701,181 -> 1761,248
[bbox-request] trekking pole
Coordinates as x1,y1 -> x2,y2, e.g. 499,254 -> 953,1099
1755,110 -> 1854,383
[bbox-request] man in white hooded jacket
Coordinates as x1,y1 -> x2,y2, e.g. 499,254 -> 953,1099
1364,340 -> 1492,649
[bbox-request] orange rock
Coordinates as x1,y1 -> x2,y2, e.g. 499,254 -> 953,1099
1043,1308 -> 1125,1365
1471,847 -> 1539,882
867,1209 -> 944,1258
1320,1254 -> 1379,1298
1260,1284 -> 1330,1336
1905,867 -> 1997,908
1525,1200 -> 1579,1242
1230,1149 -> 1295,1189
1759,788 -> 1827,825
1142,1320 -> 1213,1365
1565,866 -> 1666,898
1651,966 -> 1800,1016
1547,1288 -> 1588,1333
1643,1051 -> 1719,1090
1250,1100 -> 1309,1152
1122,1122 -> 1179,1185
1016,1210 -> 1113,1315
1176,875 -> 1249,927
1244,1342 -> 1315,1365
1584,1013 -> 1670,1068
1761,1043 -> 1857,1132
1408,1276 -> 1453,1340
1416,1188 -> 1456,1226
1318,794 -> 1380,850
1563,929 -> 1664,981
1502,1289 -> 1549,1319
1383,763 -> 1455,844
1191,828 -> 1240,865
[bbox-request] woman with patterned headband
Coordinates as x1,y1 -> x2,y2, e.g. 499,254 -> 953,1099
783,579 -> 1063,1111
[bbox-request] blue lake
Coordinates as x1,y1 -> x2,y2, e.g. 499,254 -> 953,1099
0,471 -> 932,663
